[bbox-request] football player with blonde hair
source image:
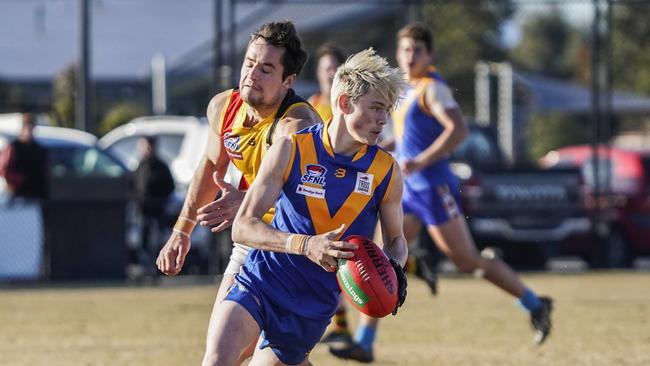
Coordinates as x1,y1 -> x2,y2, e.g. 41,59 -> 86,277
206,48 -> 408,366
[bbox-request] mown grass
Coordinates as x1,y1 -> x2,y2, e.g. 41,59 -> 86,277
1,271 -> 649,366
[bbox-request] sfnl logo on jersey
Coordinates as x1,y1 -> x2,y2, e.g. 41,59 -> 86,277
297,164 -> 327,199
301,164 -> 327,186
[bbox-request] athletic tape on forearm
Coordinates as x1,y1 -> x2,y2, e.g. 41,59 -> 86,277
285,234 -> 310,255
173,216 -> 197,236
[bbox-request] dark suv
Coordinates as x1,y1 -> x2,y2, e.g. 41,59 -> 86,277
541,145 -> 650,267
449,126 -> 589,266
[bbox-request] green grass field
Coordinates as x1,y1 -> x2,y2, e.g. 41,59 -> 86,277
1,271 -> 649,366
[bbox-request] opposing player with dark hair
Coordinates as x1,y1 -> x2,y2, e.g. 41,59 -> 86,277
210,48 -> 408,366
156,20 -> 322,365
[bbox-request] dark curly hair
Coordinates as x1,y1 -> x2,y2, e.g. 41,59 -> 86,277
250,21 -> 308,80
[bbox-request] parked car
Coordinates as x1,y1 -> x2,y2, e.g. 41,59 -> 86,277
0,121 -> 124,185
98,115 -> 211,189
99,115 -> 234,274
540,145 -> 650,267
448,125 -> 590,266
0,123 -> 132,279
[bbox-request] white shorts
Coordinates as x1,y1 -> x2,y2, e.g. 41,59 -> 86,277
224,243 -> 251,275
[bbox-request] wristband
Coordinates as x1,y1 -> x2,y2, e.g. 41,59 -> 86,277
172,228 -> 190,238
285,234 -> 310,255
173,216 -> 197,236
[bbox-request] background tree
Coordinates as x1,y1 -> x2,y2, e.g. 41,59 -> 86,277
51,65 -> 76,128
527,113 -> 592,161
509,7 -> 590,159
98,103 -> 146,136
420,0 -> 515,114
611,3 -> 650,94
510,6 -> 585,79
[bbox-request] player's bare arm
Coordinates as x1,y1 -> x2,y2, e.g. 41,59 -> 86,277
402,82 -> 468,174
272,104 -> 323,143
156,92 -> 231,276
378,162 -> 408,267
194,93 -> 248,233
232,136 -> 356,271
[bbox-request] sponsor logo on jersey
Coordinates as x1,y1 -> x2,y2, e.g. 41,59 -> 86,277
296,184 -> 326,199
223,132 -> 243,160
354,172 -> 373,195
301,164 -> 327,186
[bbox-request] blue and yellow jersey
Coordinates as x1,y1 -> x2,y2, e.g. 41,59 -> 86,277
391,67 -> 454,190
213,88 -> 313,223
237,122 -> 398,320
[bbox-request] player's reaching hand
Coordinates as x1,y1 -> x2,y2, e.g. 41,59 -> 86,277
304,225 -> 357,272
389,258 -> 408,315
196,172 -> 245,233
156,232 -> 191,276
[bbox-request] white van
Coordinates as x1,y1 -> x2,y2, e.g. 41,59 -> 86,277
98,116 -> 209,188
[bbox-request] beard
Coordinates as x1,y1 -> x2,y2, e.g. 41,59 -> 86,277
241,86 -> 285,110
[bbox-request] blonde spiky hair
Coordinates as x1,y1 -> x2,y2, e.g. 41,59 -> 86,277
331,48 -> 405,111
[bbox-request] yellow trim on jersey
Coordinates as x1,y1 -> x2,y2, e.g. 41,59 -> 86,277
381,160 -> 398,204
416,78 -> 434,117
296,134 -> 393,238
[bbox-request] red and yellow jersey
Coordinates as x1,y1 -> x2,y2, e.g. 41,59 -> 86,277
212,88 -> 312,223
308,93 -> 332,122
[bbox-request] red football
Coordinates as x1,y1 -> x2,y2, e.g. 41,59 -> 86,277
336,235 -> 398,318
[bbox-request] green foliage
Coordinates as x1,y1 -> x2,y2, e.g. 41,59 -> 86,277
527,112 -> 591,161
51,65 -> 76,128
420,0 -> 515,113
98,103 -> 145,136
611,4 -> 650,94
0,81 -> 20,113
510,6 -> 585,79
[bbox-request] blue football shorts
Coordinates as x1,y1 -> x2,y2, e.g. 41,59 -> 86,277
402,178 -> 463,226
224,280 -> 329,365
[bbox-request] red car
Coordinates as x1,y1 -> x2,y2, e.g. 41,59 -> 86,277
541,145 -> 650,266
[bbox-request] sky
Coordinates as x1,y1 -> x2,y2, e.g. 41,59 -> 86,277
0,0 -> 599,79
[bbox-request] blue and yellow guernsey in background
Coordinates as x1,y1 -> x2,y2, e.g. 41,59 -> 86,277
391,67 -> 457,191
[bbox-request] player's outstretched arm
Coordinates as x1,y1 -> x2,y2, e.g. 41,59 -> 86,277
378,162 -> 408,314
379,162 -> 408,267
157,92 -> 231,276
231,136 -> 356,271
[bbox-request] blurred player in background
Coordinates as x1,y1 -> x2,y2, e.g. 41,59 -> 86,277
207,48 -> 407,366
155,20 -> 322,365
331,22 -> 554,363
308,42 -> 346,122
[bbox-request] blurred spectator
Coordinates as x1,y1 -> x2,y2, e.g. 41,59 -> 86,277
0,113 -> 49,200
133,136 -> 175,270
308,42 -> 346,121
